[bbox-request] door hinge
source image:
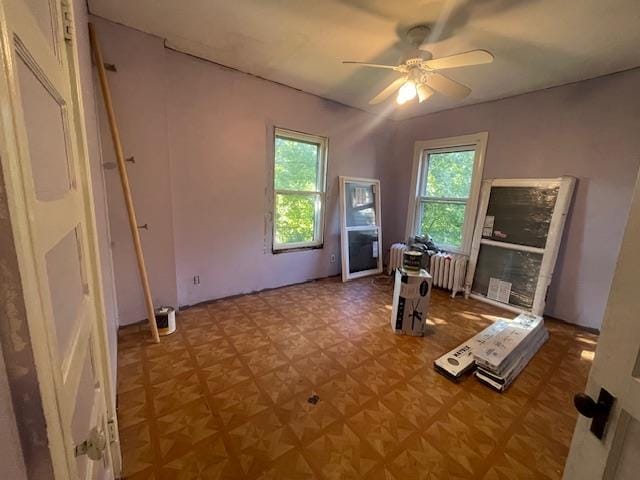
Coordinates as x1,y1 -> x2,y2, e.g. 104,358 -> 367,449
107,419 -> 117,443
61,1 -> 73,42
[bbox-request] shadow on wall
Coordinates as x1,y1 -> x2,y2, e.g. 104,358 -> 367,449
339,0 -> 542,40
545,177 -> 585,322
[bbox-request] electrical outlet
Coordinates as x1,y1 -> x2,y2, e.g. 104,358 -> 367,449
330,254 -> 336,263
193,275 -> 200,285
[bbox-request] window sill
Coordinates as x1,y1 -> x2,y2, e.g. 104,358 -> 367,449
272,244 -> 323,254
435,246 -> 468,255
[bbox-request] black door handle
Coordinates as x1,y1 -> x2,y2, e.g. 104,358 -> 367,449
573,388 -> 615,440
574,393 -> 599,418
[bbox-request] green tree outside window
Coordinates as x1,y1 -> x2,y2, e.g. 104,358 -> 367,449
418,150 -> 474,248
273,132 -> 326,247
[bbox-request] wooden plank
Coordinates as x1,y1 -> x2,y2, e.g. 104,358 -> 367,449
88,23 -> 159,343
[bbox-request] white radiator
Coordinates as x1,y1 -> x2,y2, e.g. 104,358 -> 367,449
430,252 -> 468,298
388,243 -> 407,274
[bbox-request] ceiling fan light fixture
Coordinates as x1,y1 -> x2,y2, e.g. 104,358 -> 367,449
396,81 -> 417,105
343,39 -> 492,106
416,83 -> 433,103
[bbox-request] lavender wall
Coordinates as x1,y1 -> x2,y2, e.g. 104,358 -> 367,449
385,69 -> 640,329
165,50 -> 391,306
91,18 -> 391,319
91,16 -> 639,330
92,18 -> 179,323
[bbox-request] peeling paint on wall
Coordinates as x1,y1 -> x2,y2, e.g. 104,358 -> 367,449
0,161 -> 54,479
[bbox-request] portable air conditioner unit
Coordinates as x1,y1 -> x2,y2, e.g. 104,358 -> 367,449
430,252 -> 468,298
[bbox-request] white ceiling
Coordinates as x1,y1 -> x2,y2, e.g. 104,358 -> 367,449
88,0 -> 640,120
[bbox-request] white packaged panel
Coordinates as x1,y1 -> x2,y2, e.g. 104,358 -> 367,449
465,177 -> 575,315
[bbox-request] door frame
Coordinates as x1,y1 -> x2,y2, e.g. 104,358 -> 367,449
339,176 -> 383,282
0,0 -> 121,477
564,170 -> 640,478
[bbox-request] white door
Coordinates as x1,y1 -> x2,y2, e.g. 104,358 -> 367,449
564,171 -> 640,478
0,0 -> 121,478
339,176 -> 383,281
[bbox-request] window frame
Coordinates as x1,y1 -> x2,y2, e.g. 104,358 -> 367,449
465,176 -> 576,315
405,132 -> 488,254
339,176 -> 383,282
271,127 -> 328,252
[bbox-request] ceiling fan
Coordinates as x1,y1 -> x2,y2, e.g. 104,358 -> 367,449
343,25 -> 494,106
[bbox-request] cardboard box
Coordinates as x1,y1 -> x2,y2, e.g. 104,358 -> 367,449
434,321 -> 508,380
391,268 -> 432,336
434,313 -> 544,381
475,327 -> 549,391
473,313 -> 544,375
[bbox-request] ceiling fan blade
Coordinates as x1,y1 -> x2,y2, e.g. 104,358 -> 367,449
422,50 -> 494,70
423,73 -> 471,100
369,76 -> 408,104
342,61 -> 398,70
416,83 -> 434,103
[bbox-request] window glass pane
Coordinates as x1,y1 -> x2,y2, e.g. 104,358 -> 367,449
424,150 -> 475,198
419,201 -> 466,247
345,182 -> 376,227
274,136 -> 319,191
348,229 -> 379,273
275,193 -> 318,245
471,244 -> 543,309
484,186 -> 559,248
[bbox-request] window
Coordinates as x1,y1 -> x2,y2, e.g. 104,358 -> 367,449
272,128 -> 327,251
406,133 -> 487,254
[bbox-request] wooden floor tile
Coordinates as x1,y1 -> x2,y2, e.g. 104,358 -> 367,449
117,276 -> 597,479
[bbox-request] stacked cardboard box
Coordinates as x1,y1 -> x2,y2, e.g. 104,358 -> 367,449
433,320 -> 512,380
390,267 -> 432,336
473,313 -> 548,391
433,313 -> 548,390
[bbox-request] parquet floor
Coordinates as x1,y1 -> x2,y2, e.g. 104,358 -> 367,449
116,276 -> 597,479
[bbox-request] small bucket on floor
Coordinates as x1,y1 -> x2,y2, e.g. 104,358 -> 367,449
154,306 -> 176,336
